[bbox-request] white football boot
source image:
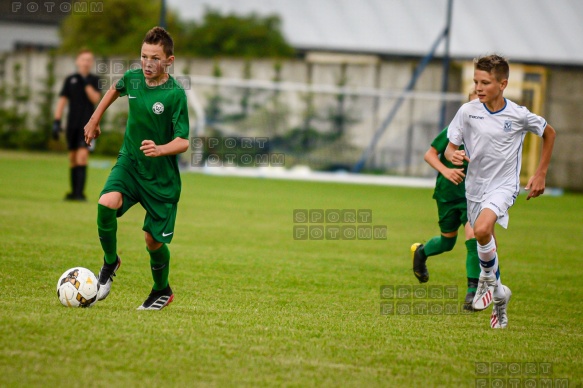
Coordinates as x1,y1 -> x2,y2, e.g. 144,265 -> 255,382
97,256 -> 121,301
472,272 -> 496,310
491,285 -> 512,329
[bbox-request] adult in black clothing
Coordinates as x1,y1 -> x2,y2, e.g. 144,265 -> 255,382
53,49 -> 101,201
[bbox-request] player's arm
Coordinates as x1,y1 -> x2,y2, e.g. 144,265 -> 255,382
140,137 -> 189,157
444,142 -> 470,166
525,124 -> 557,200
84,82 -> 101,105
424,146 -> 465,185
84,86 -> 120,144
54,96 -> 67,121
52,96 -> 68,140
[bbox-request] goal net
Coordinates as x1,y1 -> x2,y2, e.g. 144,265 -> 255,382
185,76 -> 466,177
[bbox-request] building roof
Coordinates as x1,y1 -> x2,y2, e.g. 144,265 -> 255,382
0,0 -> 70,25
0,22 -> 60,51
168,0 -> 583,66
0,0 -> 69,51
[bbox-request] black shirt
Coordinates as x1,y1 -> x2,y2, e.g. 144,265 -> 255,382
59,73 -> 100,130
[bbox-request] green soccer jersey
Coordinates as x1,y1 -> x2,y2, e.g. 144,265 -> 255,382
431,127 -> 468,203
115,69 -> 189,203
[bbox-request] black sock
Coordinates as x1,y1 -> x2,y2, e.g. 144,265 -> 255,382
72,166 -> 86,198
77,165 -> 87,197
69,167 -> 76,195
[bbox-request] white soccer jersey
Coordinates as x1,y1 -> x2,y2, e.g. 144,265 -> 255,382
447,98 -> 547,202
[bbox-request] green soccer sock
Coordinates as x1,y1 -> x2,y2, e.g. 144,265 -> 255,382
465,238 -> 480,292
97,204 -> 118,265
148,243 -> 170,291
422,235 -> 457,257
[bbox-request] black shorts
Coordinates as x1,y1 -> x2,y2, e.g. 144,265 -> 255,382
66,127 -> 90,151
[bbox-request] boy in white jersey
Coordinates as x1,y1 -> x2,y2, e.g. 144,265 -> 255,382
445,55 -> 556,329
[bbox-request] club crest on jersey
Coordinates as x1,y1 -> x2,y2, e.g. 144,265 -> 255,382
503,120 -> 512,133
152,102 -> 164,115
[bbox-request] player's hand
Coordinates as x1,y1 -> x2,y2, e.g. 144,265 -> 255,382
84,120 -> 101,145
140,140 -> 162,157
525,174 -> 546,200
52,119 -> 62,140
443,168 -> 465,185
451,150 -> 470,166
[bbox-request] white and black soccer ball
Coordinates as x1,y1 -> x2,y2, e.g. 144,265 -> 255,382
56,267 -> 99,307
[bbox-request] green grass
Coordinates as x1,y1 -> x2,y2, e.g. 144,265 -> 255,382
0,150 -> 581,387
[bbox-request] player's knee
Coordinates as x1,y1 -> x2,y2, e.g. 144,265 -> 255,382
98,192 -> 122,209
76,150 -> 88,165
441,235 -> 457,252
145,232 -> 162,251
68,151 -> 76,167
473,224 -> 492,243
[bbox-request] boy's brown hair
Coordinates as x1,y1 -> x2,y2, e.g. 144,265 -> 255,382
77,47 -> 93,57
474,54 -> 509,82
143,26 -> 174,58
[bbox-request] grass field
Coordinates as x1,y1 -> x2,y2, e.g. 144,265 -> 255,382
0,150 -> 581,387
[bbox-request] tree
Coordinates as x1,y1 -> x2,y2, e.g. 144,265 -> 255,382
184,8 -> 294,58
59,3 -> 293,59
59,0 -> 183,56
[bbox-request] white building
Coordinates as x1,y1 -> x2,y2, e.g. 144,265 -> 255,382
168,0 -> 583,66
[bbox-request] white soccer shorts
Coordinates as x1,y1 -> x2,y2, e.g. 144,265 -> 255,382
467,191 -> 516,229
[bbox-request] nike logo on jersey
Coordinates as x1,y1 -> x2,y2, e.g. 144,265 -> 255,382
162,232 -> 173,237
128,95 -> 137,99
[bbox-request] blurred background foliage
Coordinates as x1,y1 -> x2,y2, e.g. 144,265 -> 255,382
59,0 -> 294,59
0,1 -> 295,153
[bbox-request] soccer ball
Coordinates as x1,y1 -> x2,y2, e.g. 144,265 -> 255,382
56,267 -> 99,307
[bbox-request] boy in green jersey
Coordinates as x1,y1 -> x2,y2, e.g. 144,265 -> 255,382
411,91 -> 480,311
84,27 -> 189,310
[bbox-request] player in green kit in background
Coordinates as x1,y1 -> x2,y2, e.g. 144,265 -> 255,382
84,27 -> 189,310
411,90 -> 480,311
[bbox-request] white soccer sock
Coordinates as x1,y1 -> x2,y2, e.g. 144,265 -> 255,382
477,236 -> 498,277
478,237 -> 504,296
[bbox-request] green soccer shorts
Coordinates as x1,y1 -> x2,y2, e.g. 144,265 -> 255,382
100,162 -> 178,244
436,198 -> 468,234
